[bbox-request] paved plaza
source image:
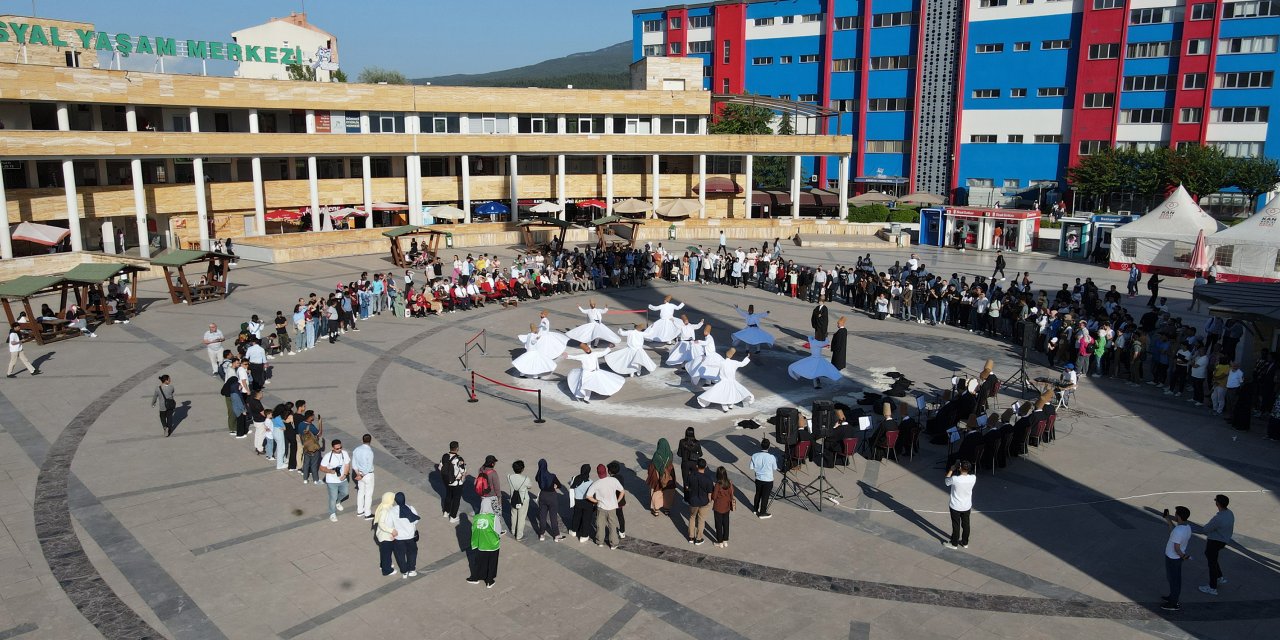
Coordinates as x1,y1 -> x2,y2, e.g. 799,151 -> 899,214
0,243 -> 1276,640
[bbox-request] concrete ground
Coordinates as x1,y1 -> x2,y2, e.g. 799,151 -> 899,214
0,243 -> 1275,640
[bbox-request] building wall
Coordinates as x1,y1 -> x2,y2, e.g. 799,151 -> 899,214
231,17 -> 336,81
0,16 -> 94,67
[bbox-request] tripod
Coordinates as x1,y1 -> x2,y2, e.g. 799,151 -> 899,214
1007,345 -> 1035,399
799,440 -> 843,511
770,462 -> 807,509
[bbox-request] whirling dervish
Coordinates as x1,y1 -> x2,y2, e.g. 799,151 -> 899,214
566,299 -> 621,346
534,310 -> 570,359
566,344 -> 625,403
788,335 -> 844,389
730,304 -> 774,354
697,348 -> 754,412
686,324 -> 725,387
665,314 -> 704,366
605,323 -> 658,377
644,295 -> 686,344
512,323 -> 559,378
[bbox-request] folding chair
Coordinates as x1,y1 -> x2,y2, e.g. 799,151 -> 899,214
879,431 -> 900,462
839,437 -> 859,472
1045,414 -> 1057,443
1028,420 -> 1048,450
908,429 -> 922,461
787,440 -> 811,471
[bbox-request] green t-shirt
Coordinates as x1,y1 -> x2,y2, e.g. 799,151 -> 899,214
471,512 -> 500,551
1093,335 -> 1107,357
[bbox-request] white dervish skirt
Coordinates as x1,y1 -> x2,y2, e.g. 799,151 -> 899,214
567,322 -> 621,345
567,368 -> 626,399
731,326 -> 775,348
697,379 -> 755,408
666,340 -> 696,365
644,318 -> 683,343
604,346 -> 657,375
512,350 -> 557,377
686,353 -> 725,385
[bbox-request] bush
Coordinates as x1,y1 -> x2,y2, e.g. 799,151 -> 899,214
846,204 -> 891,223
888,208 -> 920,223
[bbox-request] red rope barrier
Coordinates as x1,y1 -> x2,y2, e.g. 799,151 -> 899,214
471,372 -> 541,394
464,329 -> 486,345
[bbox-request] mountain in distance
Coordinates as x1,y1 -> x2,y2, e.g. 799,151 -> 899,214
413,41 -> 632,90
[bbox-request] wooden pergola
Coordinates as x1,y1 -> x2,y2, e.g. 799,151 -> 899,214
62,263 -> 148,324
0,275 -> 82,345
589,216 -> 643,250
517,217 -> 578,251
151,249 -> 234,304
383,226 -> 448,268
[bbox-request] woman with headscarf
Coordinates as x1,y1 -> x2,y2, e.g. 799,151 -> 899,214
676,427 -> 702,495
646,438 -> 676,516
372,492 -> 399,576
569,464 -> 595,543
534,459 -> 565,541
391,492 -> 420,578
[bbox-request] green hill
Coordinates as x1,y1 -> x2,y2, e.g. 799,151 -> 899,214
413,41 -> 631,90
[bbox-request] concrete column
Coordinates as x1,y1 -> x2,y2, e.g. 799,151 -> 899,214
406,156 -> 421,226
91,106 -> 108,185
125,106 -> 150,257
190,107 -> 209,250
164,158 -> 176,183
24,160 -> 37,190
361,156 -> 373,229
56,102 -> 71,131
342,157 -> 352,179
461,154 -> 472,224
557,154 -> 566,220
557,115 -> 566,134
305,110 -> 320,230
248,109 -> 265,236
604,115 -> 614,133
837,155 -> 850,218
698,116 -> 708,135
0,166 -> 12,259
509,154 -> 519,222
651,115 -> 661,133
605,154 -> 614,217
743,155 -> 754,220
62,160 -> 83,251
651,154 -> 661,218
698,154 -> 706,218
791,156 -> 801,219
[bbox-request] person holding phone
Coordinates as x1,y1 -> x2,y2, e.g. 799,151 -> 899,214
943,461 -> 976,550
1161,506 -> 1193,611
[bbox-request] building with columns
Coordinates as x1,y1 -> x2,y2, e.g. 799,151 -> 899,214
0,56 -> 850,260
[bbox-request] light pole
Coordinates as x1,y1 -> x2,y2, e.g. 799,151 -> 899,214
1069,187 -> 1078,215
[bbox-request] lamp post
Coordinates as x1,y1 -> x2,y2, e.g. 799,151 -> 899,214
1069,186 -> 1078,215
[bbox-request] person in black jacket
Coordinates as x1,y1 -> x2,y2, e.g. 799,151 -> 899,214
811,302 -> 829,341
991,250 -> 1007,281
676,427 -> 702,496
686,459 -> 715,545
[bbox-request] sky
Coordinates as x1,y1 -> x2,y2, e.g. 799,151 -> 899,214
6,0 -> 657,77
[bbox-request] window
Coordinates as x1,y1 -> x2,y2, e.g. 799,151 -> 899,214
1123,74 -> 1171,91
1213,106 -> 1270,122
669,42 -> 683,55
643,44 -> 663,56
1042,39 -> 1071,50
866,140 -> 906,153
1034,134 -> 1063,143
1191,2 -> 1215,19
834,16 -> 861,30
980,0 -> 1008,6
1120,238 -> 1137,258
566,116 -> 604,134
1184,73 -> 1207,89
779,55 -> 792,64
976,43 -> 1004,53
1116,141 -> 1165,152
669,17 -> 682,29
1213,246 -> 1235,269
1127,41 -> 1173,58
688,40 -> 711,54
753,17 -> 775,26
797,94 -> 819,103
1011,88 -> 1027,97
867,97 -> 913,111
722,78 -> 730,93
1215,71 -> 1274,88
1187,39 -> 1209,55
1006,134 -> 1024,143
803,14 -> 822,22
972,89 -> 1000,98
371,112 -> 405,133
1014,41 -> 1030,51
1119,108 -> 1173,123
870,55 -> 915,70
831,99 -> 858,112
967,178 -> 995,188
517,116 -> 553,134
690,15 -> 713,28
832,58 -> 860,72
872,11 -> 917,27
1089,43 -> 1119,59
1130,8 -> 1171,24
620,117 -> 651,134
1224,1 -> 1280,18
1078,140 -> 1110,155
970,134 -> 998,143
1179,107 -> 1203,123
1037,87 -> 1068,97
660,116 -> 697,134
1084,92 -> 1115,108
1094,0 -> 1123,8
643,19 -> 663,32
799,54 -> 820,63
1003,179 -> 1022,189
424,114 -> 460,133
704,65 -> 712,77
752,56 -> 773,65
782,15 -> 795,24
1213,141 -> 1265,157
1219,35 -> 1279,54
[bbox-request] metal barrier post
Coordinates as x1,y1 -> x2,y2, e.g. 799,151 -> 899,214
468,371 -> 478,402
534,390 -> 545,424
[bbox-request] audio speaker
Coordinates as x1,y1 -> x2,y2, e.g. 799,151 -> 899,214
811,400 -> 835,439
774,407 -> 799,445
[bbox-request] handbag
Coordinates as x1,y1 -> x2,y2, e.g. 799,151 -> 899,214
160,386 -> 176,412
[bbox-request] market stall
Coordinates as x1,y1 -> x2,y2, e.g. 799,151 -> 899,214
517,217 -> 578,251
151,250 -> 235,304
1206,202 -> 1280,283
383,226 -> 448,268
1108,185 -> 1225,275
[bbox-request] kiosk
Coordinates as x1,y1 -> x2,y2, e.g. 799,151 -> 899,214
919,208 -> 946,247
943,207 -> 1040,252
1089,214 -> 1139,263
1058,217 -> 1092,260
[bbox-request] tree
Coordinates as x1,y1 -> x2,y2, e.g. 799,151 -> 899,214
285,63 -> 314,81
754,114 -> 794,191
708,103 -> 773,135
1228,156 -> 1280,209
331,69 -> 348,83
1166,144 -> 1232,201
1067,149 -> 1127,210
357,66 -> 409,85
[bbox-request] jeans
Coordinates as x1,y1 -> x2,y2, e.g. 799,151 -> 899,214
753,479 -> 773,515
393,538 -> 417,573
356,471 -> 375,516
949,508 -> 971,546
263,428 -> 275,457
326,480 -> 349,516
1206,539 -> 1226,588
1165,556 -> 1184,605
688,504 -> 711,542
304,321 -> 316,350
301,451 -> 321,483
273,431 -> 287,468
714,511 -> 730,542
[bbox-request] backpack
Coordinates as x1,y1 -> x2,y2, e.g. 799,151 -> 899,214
220,376 -> 238,397
473,472 -> 489,497
440,453 -> 457,484
301,430 -> 321,454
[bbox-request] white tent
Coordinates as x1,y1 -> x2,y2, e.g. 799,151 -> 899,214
1206,200 -> 1280,283
1108,185 -> 1225,273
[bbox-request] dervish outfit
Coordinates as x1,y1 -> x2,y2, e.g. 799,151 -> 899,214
665,319 -> 703,366
566,306 -> 621,345
567,348 -> 625,401
644,301 -> 686,343
697,355 -> 755,411
604,328 -> 657,376
788,337 -> 843,386
830,325 -> 848,370
512,331 -> 558,378
686,334 -> 726,386
535,317 -> 570,359
812,304 -> 829,341
731,308 -> 774,352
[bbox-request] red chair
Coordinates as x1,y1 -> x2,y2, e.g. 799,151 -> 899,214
840,437 -> 859,472
1028,420 -> 1048,450
1046,414 -> 1057,443
788,440 -> 811,470
879,431 -> 900,462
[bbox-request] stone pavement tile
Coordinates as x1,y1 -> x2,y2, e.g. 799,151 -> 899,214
611,610 -> 698,640
0,578 -> 42,602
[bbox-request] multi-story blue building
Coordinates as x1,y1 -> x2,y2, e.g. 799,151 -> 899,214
633,0 -> 1280,213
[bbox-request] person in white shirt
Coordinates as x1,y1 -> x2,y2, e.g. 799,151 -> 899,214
202,323 -> 225,374
1189,347 -> 1209,406
943,460 -> 976,549
352,434 -> 376,519
1161,506 -> 1193,610
586,464 -> 624,549
6,324 -> 39,378
391,492 -> 420,578
320,439 -> 351,522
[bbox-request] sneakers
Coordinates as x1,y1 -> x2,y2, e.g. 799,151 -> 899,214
1160,602 -> 1181,611
303,479 -> 309,484
539,535 -> 545,541
1198,585 -> 1218,596
1219,577 -> 1228,585
329,514 -> 338,522
486,582 -> 494,589
619,532 -> 626,539
943,542 -> 959,550
336,503 -> 344,512
961,544 -> 969,549
407,571 -> 417,577
385,569 -> 397,577
442,512 -> 450,518
579,537 -> 588,543
694,539 -> 705,546
757,513 -> 772,519
466,579 -> 482,585
449,517 -> 459,524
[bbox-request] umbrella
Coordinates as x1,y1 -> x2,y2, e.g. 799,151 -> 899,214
898,192 -> 945,206
576,199 -> 607,209
371,202 -> 410,211
849,191 -> 896,204
327,207 -> 361,220
264,209 -> 302,222
655,198 -> 701,219
1189,229 -> 1209,272
529,201 -> 563,214
589,215 -> 624,226
11,221 -> 70,246
426,205 -> 466,221
613,198 -> 653,214
473,201 -> 510,216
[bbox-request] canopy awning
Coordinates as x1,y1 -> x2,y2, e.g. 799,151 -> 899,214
62,263 -> 146,285
798,189 -> 839,207
529,201 -> 564,214
0,275 -> 67,299
576,199 -> 607,209
371,202 -> 410,211
264,209 -> 303,222
517,216 -> 577,229
656,198 -> 702,219
696,177 -> 742,194
898,192 -> 946,206
1195,282 -> 1280,320
854,175 -> 909,184
11,221 -> 71,247
150,249 -> 235,267
474,201 -> 510,215
381,225 -> 448,238
425,205 -> 467,221
751,191 -> 793,207
849,191 -> 896,204
613,198 -> 653,214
